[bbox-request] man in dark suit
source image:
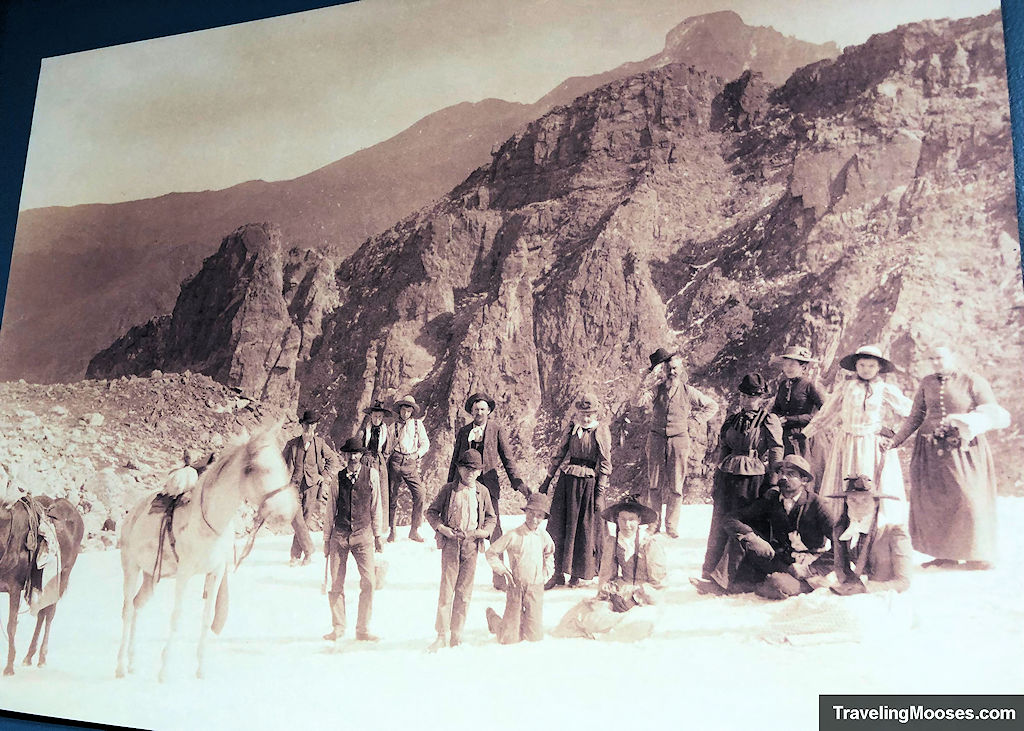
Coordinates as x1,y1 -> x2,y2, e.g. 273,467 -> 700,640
448,392 -> 527,589
323,437 -> 384,643
282,410 -> 333,566
692,454 -> 833,598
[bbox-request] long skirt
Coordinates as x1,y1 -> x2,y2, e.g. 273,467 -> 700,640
819,432 -> 908,524
546,473 -> 602,580
701,471 -> 766,578
908,433 -> 997,561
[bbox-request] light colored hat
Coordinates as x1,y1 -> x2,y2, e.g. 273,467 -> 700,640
391,395 -> 420,417
774,346 -> 816,363
839,345 -> 896,374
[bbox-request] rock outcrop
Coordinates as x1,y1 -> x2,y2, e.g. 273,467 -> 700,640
90,11 -> 1024,503
87,223 -> 338,412
2,11 -> 838,384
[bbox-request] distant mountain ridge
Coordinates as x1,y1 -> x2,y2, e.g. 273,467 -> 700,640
88,11 -> 1024,497
1,11 -> 838,383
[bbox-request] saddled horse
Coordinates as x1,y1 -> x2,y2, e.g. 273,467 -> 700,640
116,426 -> 297,681
0,496 -> 85,676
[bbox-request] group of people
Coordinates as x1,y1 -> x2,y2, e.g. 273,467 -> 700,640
274,340 -> 1008,648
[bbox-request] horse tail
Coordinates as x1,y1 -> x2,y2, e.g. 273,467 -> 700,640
211,573 -> 229,635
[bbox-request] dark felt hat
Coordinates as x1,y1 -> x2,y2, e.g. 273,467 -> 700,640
601,494 -> 658,525
339,437 -> 366,454
838,345 -> 896,374
774,345 -> 816,363
391,395 -> 420,418
738,373 -> 770,396
522,492 -> 551,516
826,474 -> 897,499
575,393 -> 601,412
464,392 -> 496,414
773,454 -> 815,482
456,449 -> 483,470
363,399 -> 391,416
298,409 -> 321,425
648,348 -> 675,371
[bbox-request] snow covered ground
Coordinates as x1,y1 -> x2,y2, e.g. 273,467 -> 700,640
2,500 -> 1022,731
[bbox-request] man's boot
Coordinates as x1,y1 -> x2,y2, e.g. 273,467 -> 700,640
387,528 -> 397,543
409,528 -> 425,543
544,573 -> 565,591
485,608 -> 501,636
426,634 -> 448,653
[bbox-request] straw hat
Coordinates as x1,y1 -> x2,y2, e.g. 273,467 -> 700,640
838,345 -> 896,374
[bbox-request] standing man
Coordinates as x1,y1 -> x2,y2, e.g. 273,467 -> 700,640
448,392 -> 528,589
425,449 -> 496,652
283,410 -> 333,566
388,395 -> 430,543
638,349 -> 719,537
323,437 -> 384,643
358,400 -> 392,532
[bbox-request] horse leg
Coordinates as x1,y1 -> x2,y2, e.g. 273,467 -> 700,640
22,611 -> 44,666
158,574 -> 190,683
37,604 -> 56,667
5,591 -> 20,675
196,569 -> 222,679
115,565 -> 143,678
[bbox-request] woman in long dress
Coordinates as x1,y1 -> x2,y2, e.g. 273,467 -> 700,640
542,393 -> 612,589
890,346 -> 1009,570
803,345 -> 913,524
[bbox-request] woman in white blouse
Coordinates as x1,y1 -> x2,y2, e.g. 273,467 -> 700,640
803,345 -> 913,523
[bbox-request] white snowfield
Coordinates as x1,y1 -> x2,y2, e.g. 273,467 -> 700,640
1,501 -> 1022,731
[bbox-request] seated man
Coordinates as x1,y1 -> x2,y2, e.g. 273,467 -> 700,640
692,454 -> 833,599
828,474 -> 911,595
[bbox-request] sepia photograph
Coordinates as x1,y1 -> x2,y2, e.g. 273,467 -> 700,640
0,0 -> 1022,728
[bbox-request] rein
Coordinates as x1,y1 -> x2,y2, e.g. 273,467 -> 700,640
233,485 -> 290,570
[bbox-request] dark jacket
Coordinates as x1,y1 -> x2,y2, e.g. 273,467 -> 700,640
447,419 -> 525,496
833,518 -> 911,593
324,465 -> 382,547
771,376 -> 825,431
723,487 -> 833,565
425,481 -> 497,553
713,409 -> 785,478
283,435 -> 332,491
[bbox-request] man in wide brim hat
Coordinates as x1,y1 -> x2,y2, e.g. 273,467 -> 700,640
838,345 -> 896,374
283,407 -> 333,566
449,390 -> 527,590
390,395 -> 421,418
362,400 -> 392,418
386,394 -> 430,542
463,392 -> 496,414
647,348 -> 676,372
826,474 -> 898,500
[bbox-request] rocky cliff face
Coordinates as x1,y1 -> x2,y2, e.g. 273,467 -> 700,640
87,223 -> 338,412
2,11 -> 837,385
89,11 -> 1024,504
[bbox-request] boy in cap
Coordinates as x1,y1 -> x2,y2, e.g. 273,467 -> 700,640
425,449 -> 496,652
484,492 -> 555,644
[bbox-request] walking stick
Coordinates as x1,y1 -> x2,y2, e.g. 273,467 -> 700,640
321,552 -> 329,595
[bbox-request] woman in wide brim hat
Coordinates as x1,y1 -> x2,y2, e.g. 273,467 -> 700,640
803,344 -> 912,525
837,344 -> 896,374
600,495 -> 658,526
358,399 -> 393,532
771,345 -> 826,464
543,392 -> 612,589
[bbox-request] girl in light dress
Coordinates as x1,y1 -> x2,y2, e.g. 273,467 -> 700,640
803,345 -> 913,524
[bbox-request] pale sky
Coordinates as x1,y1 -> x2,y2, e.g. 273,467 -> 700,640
20,0 -> 1001,210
